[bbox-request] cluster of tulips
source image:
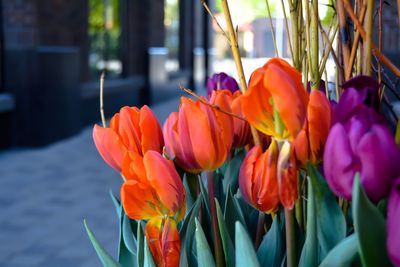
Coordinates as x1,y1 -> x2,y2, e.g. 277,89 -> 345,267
91,58 -> 400,267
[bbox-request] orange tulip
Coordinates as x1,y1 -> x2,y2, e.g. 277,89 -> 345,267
293,90 -> 332,165
239,140 -> 298,211
163,97 -> 233,173
241,58 -> 308,140
93,105 -> 163,172
209,90 -> 252,148
146,217 -> 180,267
121,150 -> 186,221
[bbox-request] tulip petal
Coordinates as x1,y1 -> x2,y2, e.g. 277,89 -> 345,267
277,141 -> 298,209
140,105 -> 164,154
161,218 -> 181,267
387,178 -> 400,267
121,151 -> 146,182
358,125 -> 400,202
264,58 -> 308,139
323,124 -> 356,200
146,217 -> 163,266
121,179 -> 160,220
93,124 -> 127,172
239,145 -> 262,205
293,127 -> 309,165
118,106 -> 142,154
143,151 -> 186,220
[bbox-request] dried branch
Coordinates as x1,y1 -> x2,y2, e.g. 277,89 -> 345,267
100,72 -> 106,128
201,0 -> 231,45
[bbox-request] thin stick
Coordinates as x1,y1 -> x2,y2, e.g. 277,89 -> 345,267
201,1 -> 231,45
281,0 -> 294,61
345,3 -> 367,80
220,0 -> 261,146
179,85 -> 247,121
364,0 -> 374,76
266,0 -> 280,57
100,72 -> 106,128
342,0 -> 400,77
311,0 -> 320,90
304,0 -> 314,79
319,22 -> 339,76
336,0 -> 351,74
378,0 -> 383,86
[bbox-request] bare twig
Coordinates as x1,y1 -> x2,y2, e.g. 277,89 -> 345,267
100,72 -> 106,128
281,0 -> 294,61
266,0 -> 280,57
345,3 -> 367,80
378,0 -> 383,87
342,0 -> 400,77
179,85 -> 247,121
319,21 -> 339,76
336,0 -> 351,74
364,0 -> 374,76
201,0 -> 231,45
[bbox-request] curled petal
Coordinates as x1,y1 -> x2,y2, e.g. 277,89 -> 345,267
277,141 -> 298,209
93,125 -> 127,172
387,178 -> 400,267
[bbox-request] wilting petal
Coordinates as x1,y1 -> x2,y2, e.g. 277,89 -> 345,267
254,141 -> 279,213
143,151 -> 186,220
358,125 -> 400,202
277,141 -> 298,209
387,178 -> 400,267
121,179 -> 160,220
93,125 -> 127,172
323,124 -> 356,200
139,105 -> 164,154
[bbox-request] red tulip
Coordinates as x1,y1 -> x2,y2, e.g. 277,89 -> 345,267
163,97 -> 233,173
93,105 -> 163,172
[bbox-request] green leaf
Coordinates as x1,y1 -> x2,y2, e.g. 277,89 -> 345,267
198,175 -> 211,216
84,220 -> 121,267
224,187 -> 246,239
137,221 -> 145,267
352,175 -> 391,267
122,214 -> 137,255
195,218 -> 216,267
235,221 -> 261,267
307,164 -> 346,259
223,149 -> 245,193
257,216 -> 285,267
319,234 -> 359,267
109,190 -> 122,218
143,237 -> 156,267
299,178 -> 318,267
215,199 -> 235,267
180,195 -> 202,267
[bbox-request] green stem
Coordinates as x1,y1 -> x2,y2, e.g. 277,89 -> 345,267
311,0 -> 320,90
285,208 -> 296,267
290,0 -> 301,70
207,172 -> 224,267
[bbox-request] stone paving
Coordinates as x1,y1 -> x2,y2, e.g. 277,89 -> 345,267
0,95 -> 184,267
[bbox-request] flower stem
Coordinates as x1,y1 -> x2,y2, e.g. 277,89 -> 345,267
207,172 -> 224,267
285,208 -> 296,267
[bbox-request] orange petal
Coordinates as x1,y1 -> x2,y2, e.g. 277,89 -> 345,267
118,106 -> 142,154
231,96 -> 252,147
264,58 -> 308,139
254,141 -> 280,213
140,105 -> 164,154
209,90 -> 234,148
277,141 -> 298,209
239,145 -> 262,205
93,124 -> 127,172
146,217 -> 163,266
241,67 -> 275,136
143,151 -> 186,221
121,151 -> 146,182
161,218 -> 181,267
293,126 -> 310,165
121,179 -> 160,220
307,90 -> 332,163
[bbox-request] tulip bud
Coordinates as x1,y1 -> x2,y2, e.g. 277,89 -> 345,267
206,72 -> 240,97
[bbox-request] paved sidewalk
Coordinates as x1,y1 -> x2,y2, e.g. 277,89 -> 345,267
0,96 -> 182,267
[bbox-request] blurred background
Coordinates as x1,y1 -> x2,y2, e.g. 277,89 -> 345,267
0,0 -> 399,266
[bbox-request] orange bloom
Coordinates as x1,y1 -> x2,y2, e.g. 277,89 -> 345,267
293,90 -> 332,165
209,90 -> 252,148
121,151 -> 186,222
146,217 -> 180,267
92,105 -> 163,172
241,58 -> 308,140
239,140 -> 298,211
163,97 -> 233,173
